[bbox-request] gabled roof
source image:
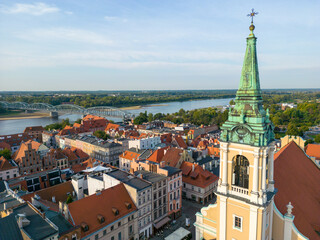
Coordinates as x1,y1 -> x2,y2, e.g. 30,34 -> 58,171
105,123 -> 120,132
13,140 -> 42,163
180,162 -> 218,188
82,114 -> 105,121
24,126 -> 44,132
147,147 -> 167,163
120,150 -> 141,161
173,136 -> 188,149
274,141 -> 320,240
0,156 -> 17,171
0,214 -> 23,240
21,181 -> 74,204
68,183 -> 137,237
62,147 -> 89,162
71,158 -> 96,173
0,142 -> 11,150
305,143 -> 320,160
161,148 -> 183,168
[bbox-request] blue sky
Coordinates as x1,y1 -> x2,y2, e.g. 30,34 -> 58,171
0,0 -> 319,91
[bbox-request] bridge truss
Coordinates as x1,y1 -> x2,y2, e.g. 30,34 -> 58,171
0,101 -> 134,120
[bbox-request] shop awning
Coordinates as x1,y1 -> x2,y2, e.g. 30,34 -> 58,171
153,216 -> 171,229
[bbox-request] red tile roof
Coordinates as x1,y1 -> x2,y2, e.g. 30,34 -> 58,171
161,148 -> 183,168
147,147 -> 168,163
68,183 -> 137,237
13,140 -> 41,163
71,158 -> 96,173
120,150 -> 141,161
173,136 -> 188,149
274,141 -> 320,240
62,147 -> 89,163
180,162 -> 218,188
305,143 -> 320,160
105,123 -> 120,132
24,126 -> 44,132
0,156 -> 16,171
21,181 -> 74,203
160,133 -> 172,144
0,142 -> 11,150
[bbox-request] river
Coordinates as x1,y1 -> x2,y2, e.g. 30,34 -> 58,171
0,98 -> 232,135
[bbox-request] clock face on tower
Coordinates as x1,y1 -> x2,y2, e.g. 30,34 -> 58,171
235,125 -> 249,138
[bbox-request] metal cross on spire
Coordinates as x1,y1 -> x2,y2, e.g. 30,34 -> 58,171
247,8 -> 258,24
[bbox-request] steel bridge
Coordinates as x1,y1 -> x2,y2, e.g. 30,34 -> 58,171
0,101 -> 134,119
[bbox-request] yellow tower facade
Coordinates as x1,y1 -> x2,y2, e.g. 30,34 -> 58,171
195,11 -> 277,240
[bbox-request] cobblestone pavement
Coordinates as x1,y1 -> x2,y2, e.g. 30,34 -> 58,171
150,198 -> 216,240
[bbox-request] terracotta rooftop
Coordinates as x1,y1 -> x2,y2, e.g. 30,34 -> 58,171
82,114 -> 106,121
21,181 -> 74,204
62,147 -> 89,162
120,150 -> 141,161
147,147 -> 168,163
24,126 -> 45,132
0,156 -> 17,171
305,143 -> 320,160
105,123 -> 120,131
0,142 -> 11,150
173,136 -> 188,149
71,158 -> 97,173
68,183 -> 137,237
161,148 -> 183,168
180,162 -> 218,188
13,140 -> 41,163
274,141 -> 320,240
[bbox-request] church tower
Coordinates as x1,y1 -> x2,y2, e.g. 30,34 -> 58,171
195,10 -> 276,240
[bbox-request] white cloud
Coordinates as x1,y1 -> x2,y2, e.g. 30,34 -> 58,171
17,28 -> 114,46
104,16 -> 128,23
1,2 -> 60,16
65,11 -> 73,15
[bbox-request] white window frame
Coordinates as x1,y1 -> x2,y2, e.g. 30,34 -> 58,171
233,214 -> 243,232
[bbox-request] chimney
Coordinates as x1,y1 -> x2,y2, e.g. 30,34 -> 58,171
3,202 -> 7,211
192,164 -> 195,172
52,196 -> 56,203
160,161 -> 165,168
59,201 -> 63,215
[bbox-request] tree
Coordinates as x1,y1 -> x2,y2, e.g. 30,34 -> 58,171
93,130 -> 109,140
305,139 -> 314,146
229,99 -> 235,105
74,118 -> 82,124
148,113 -> 153,122
133,112 -> 148,125
66,195 -> 73,204
286,123 -> 303,136
0,149 -> 11,159
315,134 -> 320,143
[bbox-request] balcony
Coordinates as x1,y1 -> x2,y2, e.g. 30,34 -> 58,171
231,185 -> 249,199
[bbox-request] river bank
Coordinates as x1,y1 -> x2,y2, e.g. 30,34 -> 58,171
0,112 -> 50,121
0,97 -> 232,135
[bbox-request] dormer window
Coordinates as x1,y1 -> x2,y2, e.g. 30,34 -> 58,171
97,214 -> 105,223
125,202 -> 132,209
112,207 -> 119,216
81,222 -> 89,232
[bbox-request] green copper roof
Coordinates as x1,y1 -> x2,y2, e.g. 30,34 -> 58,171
220,24 -> 274,147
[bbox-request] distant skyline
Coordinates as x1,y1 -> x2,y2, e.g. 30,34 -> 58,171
0,0 -> 319,91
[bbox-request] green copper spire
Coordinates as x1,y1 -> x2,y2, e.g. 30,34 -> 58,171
220,12 -> 274,147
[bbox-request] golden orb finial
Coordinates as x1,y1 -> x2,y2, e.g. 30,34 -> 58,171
249,24 -> 255,31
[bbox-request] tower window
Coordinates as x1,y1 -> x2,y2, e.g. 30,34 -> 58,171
233,215 -> 243,231
232,155 -> 249,189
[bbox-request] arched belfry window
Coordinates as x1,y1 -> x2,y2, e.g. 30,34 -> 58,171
232,155 -> 249,189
